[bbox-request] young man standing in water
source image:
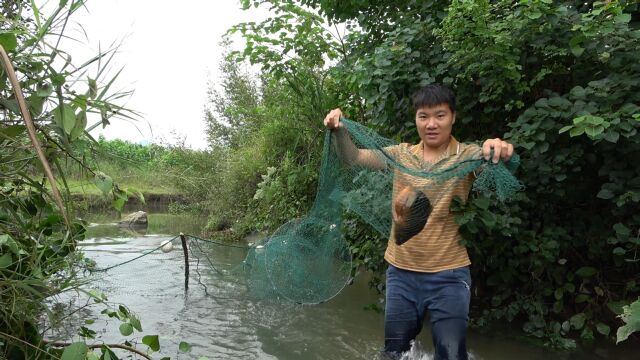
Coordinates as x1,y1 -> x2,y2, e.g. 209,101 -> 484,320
323,85 -> 514,360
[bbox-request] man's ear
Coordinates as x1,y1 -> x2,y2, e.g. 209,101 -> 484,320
452,112 -> 456,125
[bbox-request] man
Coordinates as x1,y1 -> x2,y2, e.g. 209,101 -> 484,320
323,84 -> 514,359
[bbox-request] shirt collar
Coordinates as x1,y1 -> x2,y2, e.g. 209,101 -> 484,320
412,136 -> 460,157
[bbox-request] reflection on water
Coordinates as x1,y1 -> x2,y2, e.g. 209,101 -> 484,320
84,212 -> 208,239
45,213 -> 638,360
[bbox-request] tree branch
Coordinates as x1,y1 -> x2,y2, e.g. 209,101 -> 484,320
45,340 -> 153,360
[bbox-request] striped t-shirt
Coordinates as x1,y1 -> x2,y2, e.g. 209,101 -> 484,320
383,137 -> 482,272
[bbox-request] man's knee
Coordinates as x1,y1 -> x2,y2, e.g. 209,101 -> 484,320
384,318 -> 421,354
432,318 -> 468,360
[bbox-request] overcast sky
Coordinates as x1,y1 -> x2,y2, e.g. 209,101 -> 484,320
62,0 -> 268,149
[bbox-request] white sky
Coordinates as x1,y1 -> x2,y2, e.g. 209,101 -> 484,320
60,0 -> 269,149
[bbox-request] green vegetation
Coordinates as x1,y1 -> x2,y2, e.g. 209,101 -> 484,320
198,0 -> 640,348
2,0 -> 640,356
199,43 -> 331,235
61,136 -> 218,213
0,0 -> 192,358
65,138 -> 177,196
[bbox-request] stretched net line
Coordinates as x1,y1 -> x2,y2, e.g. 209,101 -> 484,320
87,119 -> 523,304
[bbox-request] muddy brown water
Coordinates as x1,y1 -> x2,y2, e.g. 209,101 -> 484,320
43,212 -> 638,359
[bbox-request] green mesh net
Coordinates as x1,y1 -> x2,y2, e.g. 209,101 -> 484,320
242,118 -> 523,304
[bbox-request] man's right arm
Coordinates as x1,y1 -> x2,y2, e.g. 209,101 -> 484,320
324,108 -> 386,170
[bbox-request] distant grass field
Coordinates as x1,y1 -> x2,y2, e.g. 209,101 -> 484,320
58,162 -> 180,196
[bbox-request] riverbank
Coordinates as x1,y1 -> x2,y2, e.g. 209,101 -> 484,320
58,179 -> 186,211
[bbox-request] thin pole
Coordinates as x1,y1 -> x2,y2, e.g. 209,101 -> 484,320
180,233 -> 189,290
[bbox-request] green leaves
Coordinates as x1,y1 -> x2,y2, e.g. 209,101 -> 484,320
54,104 -> 77,135
0,253 -> 13,268
0,33 -> 18,52
596,323 -> 610,337
94,172 -> 113,195
119,322 -> 133,336
70,111 -> 87,140
142,335 -> 160,352
613,223 -> 631,238
0,124 -> 25,138
78,325 -> 97,339
227,0 -> 339,79
617,299 -> 640,343
596,188 -> 614,200
53,102 -> 88,140
569,36 -> 585,57
575,267 -> 597,278
0,98 -> 20,115
36,82 -> 53,97
179,341 -> 192,353
570,313 -> 586,330
61,342 -> 88,360
88,78 -> 97,98
112,191 -> 127,212
130,314 -> 143,332
614,13 -> 631,24
559,115 -> 612,140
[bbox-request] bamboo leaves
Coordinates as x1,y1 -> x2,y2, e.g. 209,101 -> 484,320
0,33 -> 17,52
54,104 -> 76,135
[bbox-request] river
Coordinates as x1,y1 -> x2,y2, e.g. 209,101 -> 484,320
43,211 -> 637,360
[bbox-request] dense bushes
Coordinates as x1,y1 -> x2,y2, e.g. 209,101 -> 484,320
199,45 -> 335,235
220,0 -> 640,347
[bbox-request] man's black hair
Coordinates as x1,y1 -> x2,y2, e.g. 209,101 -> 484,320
411,84 -> 456,113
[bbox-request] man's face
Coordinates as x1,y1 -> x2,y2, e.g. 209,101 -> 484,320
415,103 -> 456,149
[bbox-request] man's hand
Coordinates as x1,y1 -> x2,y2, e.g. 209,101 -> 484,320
324,108 -> 343,130
482,138 -> 514,164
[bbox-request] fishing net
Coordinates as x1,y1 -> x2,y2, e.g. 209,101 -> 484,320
88,118 -> 522,305
242,118 -> 522,304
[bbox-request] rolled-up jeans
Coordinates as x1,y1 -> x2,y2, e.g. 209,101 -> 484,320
383,264 -> 471,360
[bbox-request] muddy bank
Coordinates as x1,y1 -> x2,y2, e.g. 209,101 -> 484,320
71,193 -> 187,211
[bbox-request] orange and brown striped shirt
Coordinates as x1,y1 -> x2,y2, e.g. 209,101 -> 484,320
383,137 -> 482,272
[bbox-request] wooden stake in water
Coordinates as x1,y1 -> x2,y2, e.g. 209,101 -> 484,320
180,233 -> 189,290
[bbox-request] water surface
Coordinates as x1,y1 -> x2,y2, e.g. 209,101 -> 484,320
45,212 -> 637,359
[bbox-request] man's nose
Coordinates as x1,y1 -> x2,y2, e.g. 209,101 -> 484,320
426,118 -> 437,128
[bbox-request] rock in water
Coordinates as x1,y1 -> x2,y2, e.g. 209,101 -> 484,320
160,240 -> 173,253
118,211 -> 148,228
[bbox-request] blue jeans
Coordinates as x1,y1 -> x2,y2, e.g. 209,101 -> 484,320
383,264 -> 471,360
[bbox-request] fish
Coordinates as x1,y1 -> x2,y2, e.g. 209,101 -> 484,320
393,190 -> 432,245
